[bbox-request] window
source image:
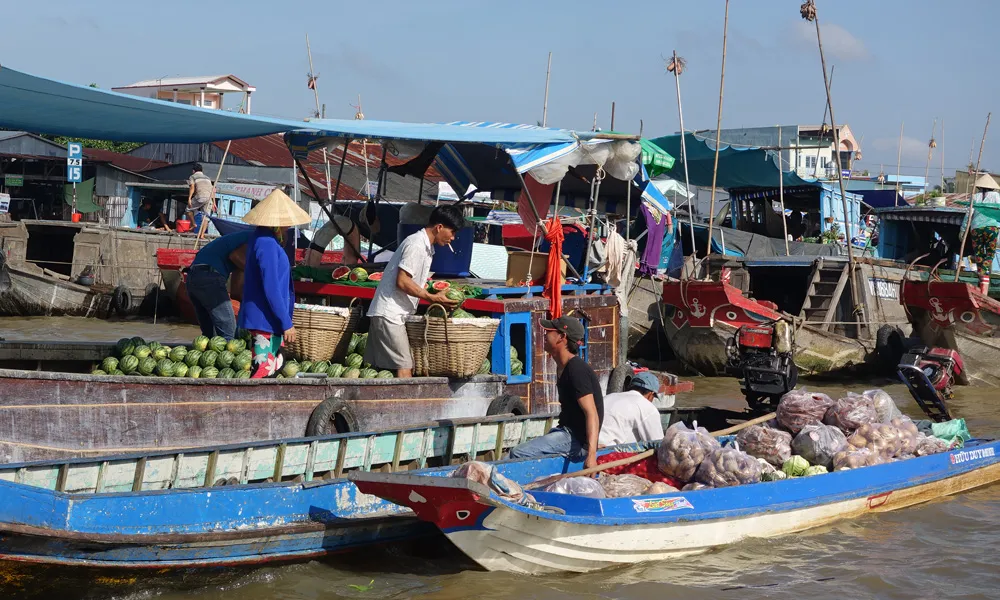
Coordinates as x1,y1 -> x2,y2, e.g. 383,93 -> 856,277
805,156 -> 817,169
820,156 -> 827,168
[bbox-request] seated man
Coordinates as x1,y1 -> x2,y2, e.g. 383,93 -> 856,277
598,371 -> 665,448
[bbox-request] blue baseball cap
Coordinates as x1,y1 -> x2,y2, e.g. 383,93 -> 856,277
629,371 -> 660,394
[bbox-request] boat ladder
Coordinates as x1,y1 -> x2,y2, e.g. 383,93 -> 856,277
799,257 -> 851,331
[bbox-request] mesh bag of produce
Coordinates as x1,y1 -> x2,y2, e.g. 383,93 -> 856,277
736,424 -> 793,467
914,433 -> 951,456
452,461 -> 531,504
656,422 -> 721,483
846,423 -> 902,461
832,447 -> 882,471
682,482 -> 711,492
823,393 -> 878,434
598,473 -> 653,498
776,390 -> 835,435
890,417 -> 920,456
647,481 -> 680,494
864,389 -> 903,423
791,423 -> 848,469
693,447 -> 762,488
543,476 -> 607,498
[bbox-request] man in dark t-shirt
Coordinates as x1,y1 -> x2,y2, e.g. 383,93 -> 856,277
509,316 -> 604,468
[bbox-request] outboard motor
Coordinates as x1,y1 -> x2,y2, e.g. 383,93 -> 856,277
898,346 -> 963,422
725,320 -> 797,410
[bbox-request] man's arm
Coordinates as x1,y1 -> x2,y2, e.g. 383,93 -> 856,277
187,181 -> 195,203
577,393 -> 600,469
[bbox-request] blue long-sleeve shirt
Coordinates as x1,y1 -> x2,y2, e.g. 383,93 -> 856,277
237,228 -> 294,334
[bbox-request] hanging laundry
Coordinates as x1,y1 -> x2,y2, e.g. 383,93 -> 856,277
638,203 -> 666,276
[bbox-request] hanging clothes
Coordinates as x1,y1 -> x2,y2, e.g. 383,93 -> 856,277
598,223 -> 638,316
542,218 -> 564,318
638,203 -> 666,276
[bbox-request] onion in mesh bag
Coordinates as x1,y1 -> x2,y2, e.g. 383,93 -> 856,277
682,482 -> 711,491
791,423 -> 848,469
890,417 -> 920,456
543,476 -> 607,498
736,424 -> 793,467
847,423 -> 902,461
656,422 -> 721,483
914,433 -> 950,456
865,388 -> 903,423
832,447 -> 881,471
823,394 -> 878,434
648,481 -> 680,494
599,473 -> 653,498
777,390 -> 835,435
693,447 -> 762,488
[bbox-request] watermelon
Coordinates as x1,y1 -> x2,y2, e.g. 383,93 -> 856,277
148,341 -> 162,351
236,370 -> 251,379
368,272 -> 383,282
345,353 -> 363,369
130,336 -> 146,348
343,367 -> 361,379
348,267 -> 368,282
332,266 -> 351,281
218,368 -> 236,379
237,328 -> 252,343
199,350 -> 219,368
477,358 -> 491,374
311,360 -> 330,374
511,358 -> 524,376
192,336 -> 210,352
451,308 -> 473,319
281,362 -> 300,378
376,369 -> 394,379
156,359 -> 175,377
201,366 -> 219,379
444,288 -> 466,307
226,339 -> 245,354
138,357 -> 157,375
327,363 -> 345,378
91,369 -> 107,376
151,347 -> 168,361
236,349 -> 252,363
111,369 -> 125,376
116,338 -> 135,357
184,350 -> 202,367
347,333 -> 362,354
173,363 -> 189,378
234,354 -> 252,372
133,345 -> 151,360
359,367 -> 378,379
120,355 -> 140,374
510,346 -> 519,361
101,357 -> 119,373
217,350 -> 235,370
299,360 -> 313,373
188,365 -> 202,378
209,336 -> 227,353
355,333 -> 368,356
428,280 -> 450,292
169,346 -> 188,363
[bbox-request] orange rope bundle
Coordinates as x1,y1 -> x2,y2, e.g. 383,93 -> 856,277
542,218 -> 564,318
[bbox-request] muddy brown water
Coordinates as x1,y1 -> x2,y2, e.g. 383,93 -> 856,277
4,319 -> 1000,599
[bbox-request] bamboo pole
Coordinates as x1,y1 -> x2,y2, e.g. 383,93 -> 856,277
705,0 -> 730,268
924,118 -> 937,198
895,122 -> 904,202
954,113 -> 992,282
542,52 -> 552,127
668,50 -> 697,279
193,141 -> 231,250
778,126 -> 790,255
940,119 -> 946,192
812,65 -> 834,180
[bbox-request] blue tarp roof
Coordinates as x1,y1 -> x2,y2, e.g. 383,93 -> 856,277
650,132 -> 820,190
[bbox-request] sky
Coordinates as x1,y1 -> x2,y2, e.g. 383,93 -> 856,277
4,0 -> 998,181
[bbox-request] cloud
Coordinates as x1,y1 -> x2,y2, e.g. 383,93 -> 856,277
872,136 -> 928,161
792,21 -> 870,62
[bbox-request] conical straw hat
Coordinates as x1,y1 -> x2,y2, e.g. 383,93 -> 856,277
243,189 -> 311,227
974,173 -> 1000,191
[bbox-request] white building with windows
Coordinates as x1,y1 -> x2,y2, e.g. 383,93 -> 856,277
112,75 -> 255,113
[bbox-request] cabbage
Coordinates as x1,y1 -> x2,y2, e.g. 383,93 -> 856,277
762,469 -> 788,482
804,465 -> 828,476
782,455 -> 810,477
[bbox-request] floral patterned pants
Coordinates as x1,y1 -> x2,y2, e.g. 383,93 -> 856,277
250,330 -> 285,379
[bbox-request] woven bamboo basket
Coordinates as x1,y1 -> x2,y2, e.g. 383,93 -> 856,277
405,304 -> 500,377
285,304 -> 352,362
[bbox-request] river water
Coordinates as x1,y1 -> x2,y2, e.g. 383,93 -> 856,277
3,318 -> 999,600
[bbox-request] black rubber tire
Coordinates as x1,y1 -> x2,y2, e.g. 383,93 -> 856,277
606,364 -> 632,395
487,393 -> 528,416
875,325 -> 906,374
787,362 -> 799,392
111,285 -> 132,317
305,398 -> 359,436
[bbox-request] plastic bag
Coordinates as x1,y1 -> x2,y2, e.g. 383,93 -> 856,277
847,423 -> 902,461
864,389 -> 903,423
931,418 -> 971,448
890,417 -> 920,456
914,434 -> 951,456
823,394 -> 878,434
736,424 -> 793,467
543,476 -> 607,498
452,460 -> 530,503
656,422 -> 721,483
832,447 -> 882,471
682,482 -> 711,491
693,447 -> 762,488
792,423 -> 848,469
777,390 -> 836,435
599,473 -> 653,498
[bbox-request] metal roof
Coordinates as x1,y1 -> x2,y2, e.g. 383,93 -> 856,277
114,75 -> 254,90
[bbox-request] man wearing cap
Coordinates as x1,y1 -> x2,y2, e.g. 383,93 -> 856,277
598,371 -> 666,447
508,316 -> 604,468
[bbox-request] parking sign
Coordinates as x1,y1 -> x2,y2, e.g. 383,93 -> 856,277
67,142 -> 83,183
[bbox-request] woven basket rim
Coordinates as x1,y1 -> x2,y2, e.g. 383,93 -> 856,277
293,304 -> 351,316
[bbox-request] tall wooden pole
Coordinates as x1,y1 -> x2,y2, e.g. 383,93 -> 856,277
705,0 -> 730,268
954,113 -> 991,282
778,126 -> 790,256
940,119 -> 946,192
306,34 -> 333,207
542,52 -> 552,127
895,121 -> 904,202
812,65 -> 834,180
669,50 -> 697,278
924,118 -> 937,198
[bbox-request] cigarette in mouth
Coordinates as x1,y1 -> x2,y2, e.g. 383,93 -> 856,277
448,242 -> 455,252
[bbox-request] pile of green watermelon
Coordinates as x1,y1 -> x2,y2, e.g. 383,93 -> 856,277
277,333 -> 393,379
92,330 -> 255,379
424,281 -> 492,319
474,345 -> 521,376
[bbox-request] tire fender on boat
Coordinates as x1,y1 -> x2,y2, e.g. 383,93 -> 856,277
306,398 -> 359,436
111,285 -> 132,316
606,364 -> 632,395
487,393 -> 528,416
875,324 -> 907,374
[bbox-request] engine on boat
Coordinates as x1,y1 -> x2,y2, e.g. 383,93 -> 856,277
725,320 -> 797,410
897,346 -> 964,422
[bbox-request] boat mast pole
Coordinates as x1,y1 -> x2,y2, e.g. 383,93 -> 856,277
895,122 -> 904,204
924,119 -> 937,199
542,52 -> 552,127
668,50 -> 697,279
801,0 -> 863,329
778,126 -> 790,256
954,112 -> 991,282
940,119 -> 946,192
705,0 -> 730,276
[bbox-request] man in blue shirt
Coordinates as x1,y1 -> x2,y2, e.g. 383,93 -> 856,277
186,231 -> 250,340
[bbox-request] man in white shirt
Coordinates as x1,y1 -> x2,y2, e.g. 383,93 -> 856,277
365,205 -> 464,377
599,371 -> 665,447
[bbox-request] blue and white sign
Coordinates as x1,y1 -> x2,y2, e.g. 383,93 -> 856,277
66,142 -> 83,183
841,169 -> 851,179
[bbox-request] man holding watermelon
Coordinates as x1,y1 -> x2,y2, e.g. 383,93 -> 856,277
366,206 -> 466,378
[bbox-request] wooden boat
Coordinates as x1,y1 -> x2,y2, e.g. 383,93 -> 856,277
0,256 -> 113,317
353,438 -> 1000,574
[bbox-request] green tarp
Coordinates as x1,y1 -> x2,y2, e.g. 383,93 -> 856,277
63,178 -> 99,213
639,138 -> 675,177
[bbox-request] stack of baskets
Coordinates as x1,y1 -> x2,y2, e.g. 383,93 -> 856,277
405,304 -> 499,377
285,301 -> 363,362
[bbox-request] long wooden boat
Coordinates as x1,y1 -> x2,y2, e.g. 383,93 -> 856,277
0,258 -> 113,318
353,438 -> 1000,574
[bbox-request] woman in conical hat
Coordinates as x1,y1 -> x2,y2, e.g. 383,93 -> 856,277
237,189 -> 311,378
